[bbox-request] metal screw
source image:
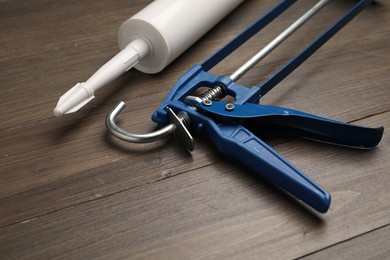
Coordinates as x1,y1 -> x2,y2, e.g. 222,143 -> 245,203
225,103 -> 235,111
203,99 -> 212,106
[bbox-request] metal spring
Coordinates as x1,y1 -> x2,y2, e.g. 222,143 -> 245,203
201,85 -> 225,101
177,111 -> 191,128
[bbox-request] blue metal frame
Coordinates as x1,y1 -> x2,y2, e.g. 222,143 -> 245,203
150,0 -> 383,213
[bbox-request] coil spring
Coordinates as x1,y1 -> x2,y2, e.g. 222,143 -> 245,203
201,85 -> 225,101
177,85 -> 225,129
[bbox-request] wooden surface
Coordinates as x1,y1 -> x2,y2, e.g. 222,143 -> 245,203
1,0 -> 389,259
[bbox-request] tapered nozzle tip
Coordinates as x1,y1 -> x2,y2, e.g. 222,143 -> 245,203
53,107 -> 64,117
53,83 -> 95,117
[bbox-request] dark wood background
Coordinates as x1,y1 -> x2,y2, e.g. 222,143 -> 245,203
1,0 -> 389,259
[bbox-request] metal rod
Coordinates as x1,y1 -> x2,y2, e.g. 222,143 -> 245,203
229,0 -> 330,82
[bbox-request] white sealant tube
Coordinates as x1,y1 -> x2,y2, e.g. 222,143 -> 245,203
54,0 -> 244,117
119,0 -> 245,73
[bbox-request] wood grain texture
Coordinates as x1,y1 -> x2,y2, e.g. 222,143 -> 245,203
0,0 -> 389,259
301,224 -> 390,259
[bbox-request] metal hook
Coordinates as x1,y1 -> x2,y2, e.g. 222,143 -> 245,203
106,101 -> 194,151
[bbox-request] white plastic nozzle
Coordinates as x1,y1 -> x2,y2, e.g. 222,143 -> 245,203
53,38 -> 149,117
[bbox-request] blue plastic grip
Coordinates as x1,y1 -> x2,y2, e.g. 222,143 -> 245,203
211,123 -> 331,213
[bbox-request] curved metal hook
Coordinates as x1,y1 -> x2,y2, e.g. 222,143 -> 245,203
106,101 -> 195,151
106,101 -> 176,143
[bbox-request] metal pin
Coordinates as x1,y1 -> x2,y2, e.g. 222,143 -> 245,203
225,103 -> 235,111
203,99 -> 213,106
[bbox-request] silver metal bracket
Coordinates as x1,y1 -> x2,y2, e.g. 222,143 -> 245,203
167,107 -> 194,151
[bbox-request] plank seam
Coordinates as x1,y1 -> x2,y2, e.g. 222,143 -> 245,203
295,222 -> 390,259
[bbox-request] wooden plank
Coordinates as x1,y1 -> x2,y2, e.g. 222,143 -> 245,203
300,224 -> 390,260
0,0 -> 389,259
0,0 -> 389,228
0,112 -> 389,259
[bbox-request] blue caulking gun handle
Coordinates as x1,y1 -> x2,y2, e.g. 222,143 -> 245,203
166,98 -> 382,213
209,123 -> 331,213
198,102 -> 384,149
168,100 -> 331,213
